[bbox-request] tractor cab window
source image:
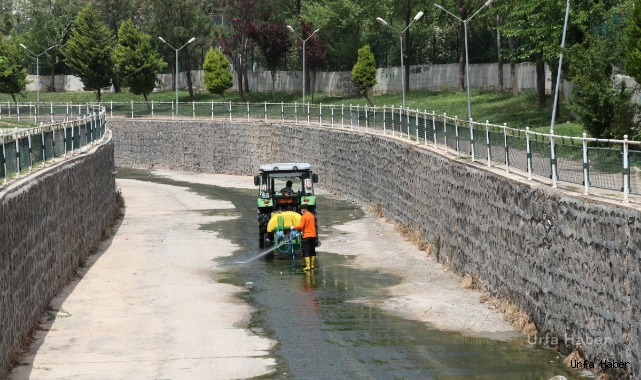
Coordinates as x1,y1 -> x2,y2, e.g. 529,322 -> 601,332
274,176 -> 301,196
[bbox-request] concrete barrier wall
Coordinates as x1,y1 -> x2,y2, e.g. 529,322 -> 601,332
110,119 -> 640,378
0,134 -> 116,377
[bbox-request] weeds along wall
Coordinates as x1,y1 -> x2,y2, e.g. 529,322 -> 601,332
110,120 -> 640,378
0,134 -> 116,377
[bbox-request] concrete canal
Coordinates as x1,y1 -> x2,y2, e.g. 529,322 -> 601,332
116,169 -> 581,380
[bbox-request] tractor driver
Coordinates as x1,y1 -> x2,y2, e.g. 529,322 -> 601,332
292,204 -> 317,271
280,180 -> 294,195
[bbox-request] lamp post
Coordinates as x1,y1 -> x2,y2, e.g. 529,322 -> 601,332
158,36 -> 195,113
376,11 -> 424,110
434,0 -> 493,121
20,44 -> 54,112
550,0 -> 570,133
287,25 -> 320,105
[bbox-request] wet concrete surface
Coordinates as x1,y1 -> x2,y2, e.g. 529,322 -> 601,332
117,169 -> 582,380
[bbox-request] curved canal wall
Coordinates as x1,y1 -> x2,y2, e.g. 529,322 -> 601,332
0,132 -> 116,377
110,119 -> 640,378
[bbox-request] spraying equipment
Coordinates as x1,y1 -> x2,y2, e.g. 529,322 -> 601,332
254,163 -> 319,260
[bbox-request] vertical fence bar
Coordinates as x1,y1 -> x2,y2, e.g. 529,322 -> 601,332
391,105 -> 394,136
526,127 -> 532,180
357,105 -> 360,131
265,101 -> 268,122
406,108 -> 410,139
455,116 -> 460,156
295,102 -> 298,123
623,135 -> 630,202
41,125 -> 45,166
131,100 -> 134,118
504,123 -> 509,173
383,106 -> 386,134
365,106 -> 368,131
211,101 -> 214,120
2,136 -> 6,184
350,104 -> 353,129
27,129 -> 32,171
307,103 -> 310,125
17,103 -> 20,121
469,118 -> 475,161
281,102 -> 284,122
444,114 -> 448,153
14,130 -> 19,178
331,106 -> 334,127
423,111 -> 427,146
63,122 -> 67,158
431,112 -> 436,147
486,121 -> 491,166
50,102 -> 53,123
551,130 -> 557,187
582,132 -> 589,194
320,103 -> 323,126
341,104 -> 344,127
191,102 -> 194,119
52,127 -> 56,163
172,101 -> 175,119
110,101 -> 113,119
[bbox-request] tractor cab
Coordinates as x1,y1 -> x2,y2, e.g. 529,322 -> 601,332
255,163 -> 319,257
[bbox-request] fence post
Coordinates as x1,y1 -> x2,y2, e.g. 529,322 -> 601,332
423,110 -> 427,146
383,106 -> 386,134
151,100 -> 154,118
470,118 -> 475,161
172,101 -> 175,119
433,112 -> 437,147
15,130 -> 19,178
365,106 -> 368,131
131,100 -> 134,118
455,116 -> 460,156
63,122 -> 67,159
504,123 -> 509,173
265,101 -> 268,122
229,101 -> 232,121
415,109 -> 419,143
341,104 -> 344,127
320,103 -> 323,126
71,120 -> 75,154
17,103 -> 20,121
193,101 -> 196,119
350,104 -> 353,129
444,113 -> 448,153
623,135 -> 630,202
281,102 -> 284,122
295,102 -> 298,123
485,121 -> 491,166
50,102 -> 53,123
373,106 -> 376,132
307,103 -> 310,125
41,124 -> 45,166
391,105 -> 394,136
406,108 -> 410,139
550,130 -> 557,187
582,132 -> 588,193
110,101 -> 113,119
331,106 -> 334,127
211,101 -> 214,120
2,135 -> 6,183
27,128 -> 32,171
357,105 -> 360,131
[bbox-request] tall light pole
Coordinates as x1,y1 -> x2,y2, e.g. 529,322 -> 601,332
550,0 -> 570,133
435,0 -> 493,121
20,44 -> 54,111
158,36 -> 195,113
287,25 -> 320,105
376,11 -> 424,110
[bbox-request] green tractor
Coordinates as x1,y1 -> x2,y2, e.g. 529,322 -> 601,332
254,163 -> 319,258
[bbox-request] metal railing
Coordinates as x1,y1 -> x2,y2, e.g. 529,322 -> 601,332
0,106 -> 107,187
3,101 -> 637,202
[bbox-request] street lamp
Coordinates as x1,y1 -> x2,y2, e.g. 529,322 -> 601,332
158,36 -> 195,113
20,44 -> 55,111
550,0 -> 570,133
376,11 -> 424,109
434,0 -> 493,121
287,25 -> 320,105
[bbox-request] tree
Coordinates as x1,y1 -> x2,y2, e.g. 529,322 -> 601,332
17,0 -> 81,92
0,32 -> 29,102
625,0 -> 641,84
351,45 -> 377,106
113,20 -> 166,103
142,0 -> 211,102
298,19 -> 327,102
248,22 -> 292,102
63,4 -> 114,102
203,48 -> 233,102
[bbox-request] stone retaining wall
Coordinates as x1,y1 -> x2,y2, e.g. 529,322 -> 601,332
0,133 -> 116,377
110,119 -> 640,378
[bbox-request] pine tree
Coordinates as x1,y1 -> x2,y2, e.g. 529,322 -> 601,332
63,4 -> 114,102
203,48 -> 233,102
0,31 -> 29,103
626,0 -> 641,84
113,19 -> 166,103
351,45 -> 377,107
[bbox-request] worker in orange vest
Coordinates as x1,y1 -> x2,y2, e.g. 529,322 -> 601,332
292,204 -> 317,271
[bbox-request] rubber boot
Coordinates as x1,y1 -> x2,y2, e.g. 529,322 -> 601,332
310,256 -> 317,269
303,257 -> 311,271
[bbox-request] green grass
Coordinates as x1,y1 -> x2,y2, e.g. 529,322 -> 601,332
0,88 -> 586,135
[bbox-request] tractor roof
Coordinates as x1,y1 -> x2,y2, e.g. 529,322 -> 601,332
259,163 -> 311,172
